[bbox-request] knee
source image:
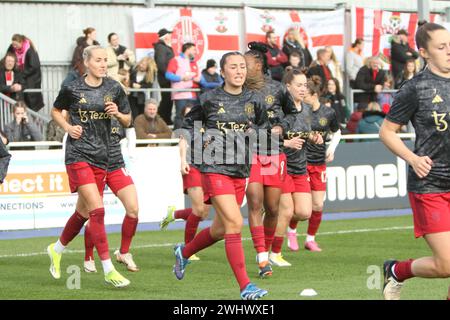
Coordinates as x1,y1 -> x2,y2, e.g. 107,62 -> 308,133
193,204 -> 208,219
227,216 -> 243,233
264,202 -> 279,217
435,260 -> 450,278
294,209 -> 311,221
247,194 -> 263,213
312,202 -> 324,212
126,206 -> 139,219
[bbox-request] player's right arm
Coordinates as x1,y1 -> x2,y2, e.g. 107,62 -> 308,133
379,81 -> 432,179
52,85 -> 82,140
178,136 -> 190,175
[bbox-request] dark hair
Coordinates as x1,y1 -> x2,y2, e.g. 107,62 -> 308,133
282,67 -> 307,85
415,22 -> 446,50
182,42 -> 195,53
326,77 -> 342,96
181,103 -> 194,118
13,100 -> 27,113
289,51 -> 301,59
83,28 -> 96,37
307,77 -> 322,97
11,34 -> 36,51
351,38 -> 364,48
266,30 -> 275,39
245,41 -> 269,74
403,59 -> 417,78
219,51 -> 244,70
1,52 -> 17,66
107,33 -> 117,43
418,20 -> 428,28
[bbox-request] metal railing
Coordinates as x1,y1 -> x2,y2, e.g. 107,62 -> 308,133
349,89 -> 398,113
0,92 -> 51,135
5,133 -> 415,149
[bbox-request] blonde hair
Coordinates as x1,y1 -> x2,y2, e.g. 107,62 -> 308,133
325,46 -> 338,64
82,45 -> 104,61
367,102 -> 381,112
137,57 -> 157,84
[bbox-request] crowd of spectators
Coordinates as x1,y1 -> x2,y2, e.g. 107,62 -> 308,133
0,25 -> 422,145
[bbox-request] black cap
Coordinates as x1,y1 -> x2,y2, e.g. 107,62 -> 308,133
397,29 -> 408,36
206,59 -> 216,70
158,28 -> 172,38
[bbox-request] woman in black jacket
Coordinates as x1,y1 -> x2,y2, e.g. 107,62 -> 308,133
322,78 -> 348,128
129,57 -> 157,118
282,28 -> 312,68
7,34 -> 44,111
0,52 -> 24,101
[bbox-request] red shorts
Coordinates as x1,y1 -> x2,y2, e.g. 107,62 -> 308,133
106,167 -> 134,195
307,164 -> 327,191
182,166 -> 203,194
248,153 -> 287,188
66,162 -> 107,195
281,174 -> 311,194
202,173 -> 246,206
408,192 -> 450,238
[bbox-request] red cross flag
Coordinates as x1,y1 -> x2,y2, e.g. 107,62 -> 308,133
244,6 -> 345,63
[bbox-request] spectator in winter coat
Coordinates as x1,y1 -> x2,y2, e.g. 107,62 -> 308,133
390,29 -> 418,85
265,31 -> 288,81
134,99 -> 172,143
153,28 -> 175,125
165,42 -> 200,129
282,28 -> 312,68
357,102 -> 385,135
129,57 -> 158,119
7,34 -> 44,111
0,130 -> 11,184
199,59 -> 223,93
4,101 -> 42,143
395,59 -> 418,89
71,28 -> 99,70
0,52 -> 24,101
307,49 -> 333,91
106,33 -> 135,82
346,38 -> 365,88
354,56 -> 386,104
322,78 -> 347,128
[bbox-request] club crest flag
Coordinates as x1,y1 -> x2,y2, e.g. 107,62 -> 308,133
133,7 -> 240,68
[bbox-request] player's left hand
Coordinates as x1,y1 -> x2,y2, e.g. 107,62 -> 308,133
309,132 -> 323,145
271,125 -> 283,135
181,161 -> 190,175
105,101 -> 119,116
325,151 -> 334,163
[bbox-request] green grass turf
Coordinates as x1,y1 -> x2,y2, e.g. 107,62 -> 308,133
0,214 -> 448,300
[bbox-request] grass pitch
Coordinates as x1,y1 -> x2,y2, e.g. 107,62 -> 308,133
0,214 -> 448,300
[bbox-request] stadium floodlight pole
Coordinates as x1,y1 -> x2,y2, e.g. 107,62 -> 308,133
446,7 -> 450,22
418,0 -> 430,21
145,0 -> 155,8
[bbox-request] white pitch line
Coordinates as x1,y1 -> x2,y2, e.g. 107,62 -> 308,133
0,225 -> 413,259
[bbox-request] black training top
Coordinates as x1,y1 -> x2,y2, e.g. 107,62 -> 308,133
306,104 -> 339,165
54,76 -> 131,170
107,117 -> 127,172
282,96 -> 314,175
182,86 -> 270,178
253,76 -> 291,155
387,68 -> 450,193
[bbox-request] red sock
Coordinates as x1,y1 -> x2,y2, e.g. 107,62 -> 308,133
175,208 -> 192,220
250,226 -> 266,254
224,233 -> 250,291
394,259 -> 415,282
88,208 -> 110,261
120,215 -> 138,254
84,223 -> 94,261
289,219 -> 298,230
182,227 -> 218,258
307,211 -> 323,236
60,211 -> 87,246
185,214 -> 202,244
271,236 -> 284,254
264,227 -> 276,251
